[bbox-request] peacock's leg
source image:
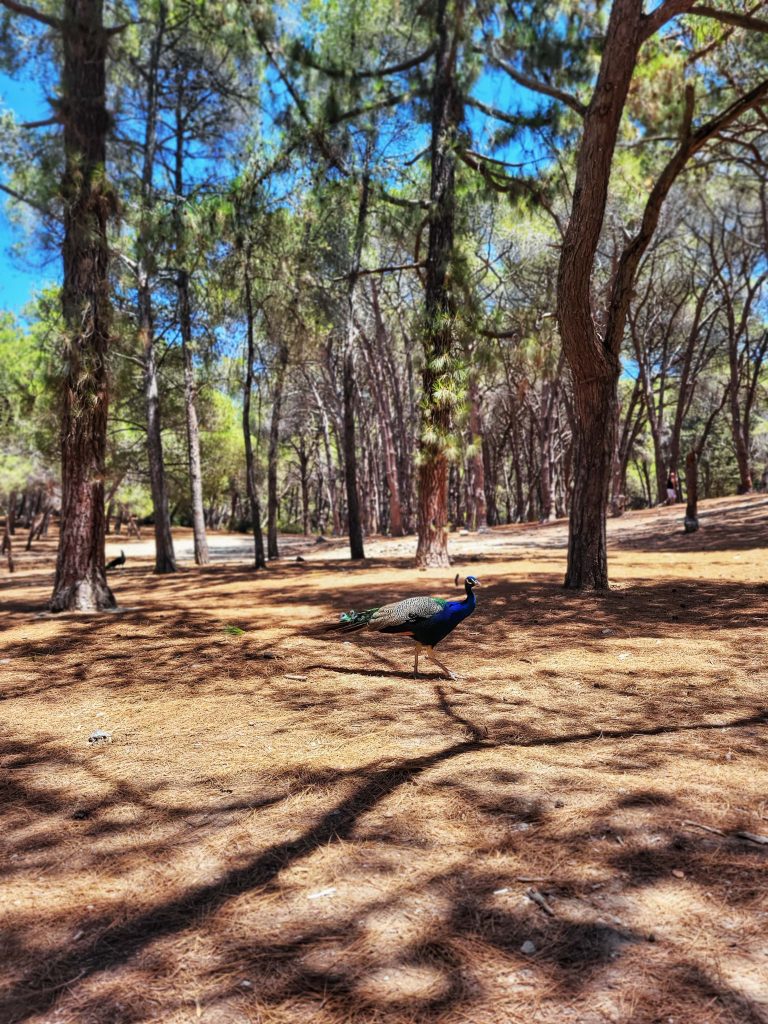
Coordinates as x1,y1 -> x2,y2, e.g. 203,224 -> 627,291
426,648 -> 458,681
413,644 -> 420,678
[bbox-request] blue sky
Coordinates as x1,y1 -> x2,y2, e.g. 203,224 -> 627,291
0,44 -> 545,318
0,69 -> 56,315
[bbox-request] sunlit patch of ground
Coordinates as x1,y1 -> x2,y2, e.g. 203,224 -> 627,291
1,493 -> 767,1023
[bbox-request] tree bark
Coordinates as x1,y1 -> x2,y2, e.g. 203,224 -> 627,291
416,0 -> 464,568
50,0 -> 115,611
468,376 -> 487,530
7,491 -> 16,535
556,0 -> 646,589
243,257 -> 266,569
140,275 -> 177,572
342,349 -> 365,558
178,268 -> 210,564
138,0 -> 175,574
367,283 -> 404,535
341,172 -> 369,561
684,450 -> 699,532
173,78 -> 209,566
1,517 -> 14,573
267,341 -> 289,558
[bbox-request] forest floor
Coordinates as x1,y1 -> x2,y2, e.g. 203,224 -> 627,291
1,493 -> 767,1024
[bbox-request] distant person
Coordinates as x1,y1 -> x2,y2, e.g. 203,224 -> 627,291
666,470 -> 678,505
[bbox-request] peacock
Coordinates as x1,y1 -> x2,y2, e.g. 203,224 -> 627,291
320,575 -> 481,679
105,550 -> 126,571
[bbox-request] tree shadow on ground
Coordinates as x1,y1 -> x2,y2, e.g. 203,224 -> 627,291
2,523 -> 768,1023
1,705 -> 766,1023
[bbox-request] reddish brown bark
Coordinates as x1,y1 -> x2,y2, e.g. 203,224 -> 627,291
50,0 -> 115,611
416,0 -> 464,568
557,0 -> 768,588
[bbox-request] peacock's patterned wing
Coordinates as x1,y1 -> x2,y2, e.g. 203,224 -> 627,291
368,596 -> 445,631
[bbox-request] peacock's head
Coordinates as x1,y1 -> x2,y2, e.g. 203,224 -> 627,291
465,575 -> 481,589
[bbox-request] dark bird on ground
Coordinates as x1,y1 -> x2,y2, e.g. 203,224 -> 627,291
319,575 -> 481,679
106,550 -> 126,571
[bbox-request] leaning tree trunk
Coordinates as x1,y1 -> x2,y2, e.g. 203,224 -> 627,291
243,263 -> 266,569
558,0 -> 768,585
556,0 -> 645,590
50,0 -> 115,612
415,0 -> 464,568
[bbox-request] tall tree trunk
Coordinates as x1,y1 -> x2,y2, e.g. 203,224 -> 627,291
684,450 -> 699,532
173,81 -> 209,566
50,0 -> 115,611
367,283 -> 404,535
557,0 -> 645,589
468,376 -> 487,530
342,173 -> 369,561
267,342 -> 289,558
7,490 -> 16,535
298,440 -> 311,536
243,259 -> 266,569
2,513 -> 14,573
416,0 -> 464,568
558,0 -> 768,585
342,349 -> 365,558
140,277 -> 177,572
728,345 -> 753,493
138,1 -> 175,574
483,438 -> 498,526
178,268 -> 210,564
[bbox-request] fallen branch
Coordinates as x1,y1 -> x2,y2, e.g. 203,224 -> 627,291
682,819 -> 726,836
525,887 -> 555,916
735,830 -> 768,846
683,819 -> 768,845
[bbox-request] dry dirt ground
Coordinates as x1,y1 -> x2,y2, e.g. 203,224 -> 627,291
1,494 -> 767,1024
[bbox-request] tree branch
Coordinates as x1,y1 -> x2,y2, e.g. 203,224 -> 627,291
641,0 -> 696,40
607,75 -> 768,351
333,261 -> 426,282
286,42 -> 436,80
0,182 -> 54,219
479,325 -> 520,339
377,186 -> 429,209
0,0 -> 61,29
466,95 -> 535,128
688,4 -> 768,32
356,46 -> 436,79
491,52 -> 587,117
19,114 -> 61,129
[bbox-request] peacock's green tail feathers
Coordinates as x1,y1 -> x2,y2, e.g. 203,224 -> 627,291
339,607 -> 378,627
316,606 -> 381,634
